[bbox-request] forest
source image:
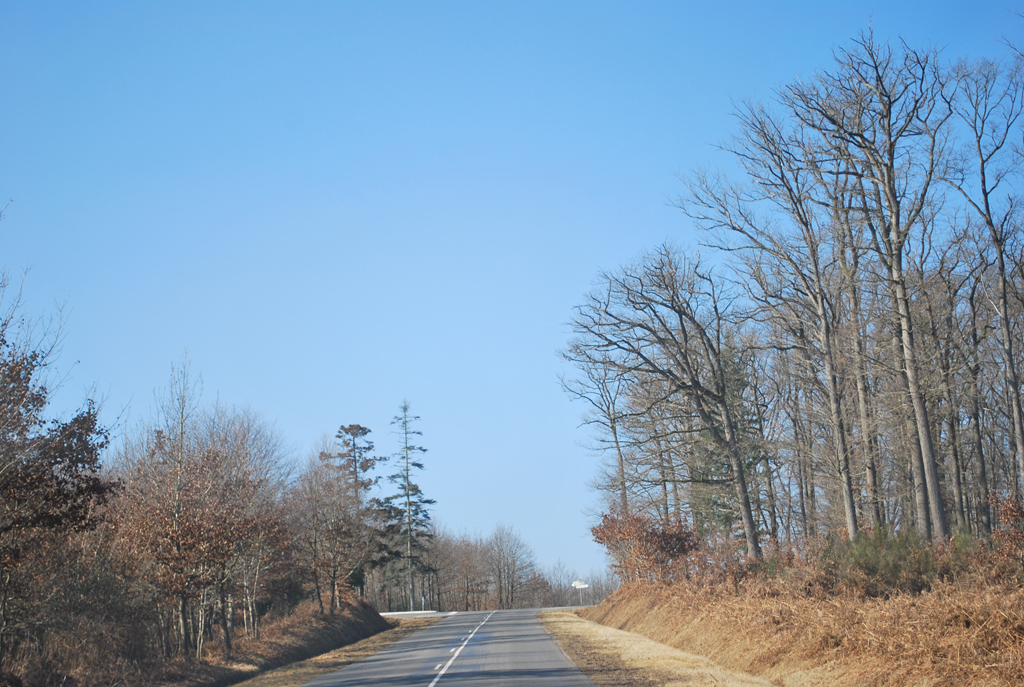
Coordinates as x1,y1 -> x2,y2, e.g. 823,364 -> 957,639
562,33 -> 1024,684
565,32 -> 1024,572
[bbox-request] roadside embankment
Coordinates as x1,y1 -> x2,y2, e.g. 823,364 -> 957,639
228,616 -> 441,687
137,597 -> 393,687
579,580 -> 1024,686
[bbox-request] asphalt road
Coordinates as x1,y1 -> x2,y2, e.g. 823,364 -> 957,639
302,609 -> 596,687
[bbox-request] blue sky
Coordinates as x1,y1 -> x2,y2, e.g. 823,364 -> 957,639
2,1 -> 1018,572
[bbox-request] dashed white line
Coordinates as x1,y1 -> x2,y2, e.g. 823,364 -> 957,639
428,612 -> 495,687
435,664 -> 442,670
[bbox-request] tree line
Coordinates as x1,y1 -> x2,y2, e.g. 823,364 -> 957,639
0,352 -> 433,675
107,366 -> 452,661
565,32 -> 1024,563
0,281 -> 611,683
372,524 -> 616,612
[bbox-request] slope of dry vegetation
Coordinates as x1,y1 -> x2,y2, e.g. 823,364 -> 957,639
581,561 -> 1024,686
84,597 -> 389,687
579,497 -> 1024,684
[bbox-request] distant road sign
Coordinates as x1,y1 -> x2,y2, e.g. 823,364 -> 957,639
571,579 -> 589,605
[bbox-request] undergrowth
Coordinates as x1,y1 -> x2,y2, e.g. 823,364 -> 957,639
595,498 -> 1024,599
820,528 -> 941,597
587,499 -> 1024,685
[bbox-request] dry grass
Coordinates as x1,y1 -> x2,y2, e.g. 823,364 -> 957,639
581,580 -> 1024,687
229,617 -> 441,687
540,608 -> 773,687
206,598 -> 391,672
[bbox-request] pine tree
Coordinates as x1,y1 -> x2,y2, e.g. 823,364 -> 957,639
385,401 -> 435,610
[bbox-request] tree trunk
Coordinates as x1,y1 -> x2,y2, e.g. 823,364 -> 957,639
752,383 -> 779,545
850,284 -> 883,528
892,327 -> 931,539
196,587 -> 207,661
928,289 -> 967,532
329,568 -> 337,614
994,250 -> 1024,496
723,412 -> 761,560
968,293 -> 993,538
179,594 -> 191,660
971,391 -> 993,538
219,585 -> 232,654
313,568 -> 325,614
823,345 -> 859,539
893,275 -> 948,539
609,415 -> 630,515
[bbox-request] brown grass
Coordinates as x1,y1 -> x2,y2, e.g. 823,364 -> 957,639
581,579 -> 1024,687
540,608 -> 772,687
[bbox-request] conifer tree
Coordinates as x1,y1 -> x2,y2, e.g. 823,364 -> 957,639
385,401 -> 435,610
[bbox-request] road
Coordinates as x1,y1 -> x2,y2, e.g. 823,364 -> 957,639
302,609 -> 596,687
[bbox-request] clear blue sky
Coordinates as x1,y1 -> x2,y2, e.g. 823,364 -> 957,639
2,1 -> 1017,572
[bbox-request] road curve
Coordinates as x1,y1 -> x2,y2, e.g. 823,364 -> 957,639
302,608 -> 596,687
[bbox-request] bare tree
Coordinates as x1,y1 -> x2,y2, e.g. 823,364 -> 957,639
780,33 -> 952,539
560,359 -> 633,515
942,56 -> 1024,495
682,102 -> 861,539
568,247 -> 761,560
486,525 -> 537,609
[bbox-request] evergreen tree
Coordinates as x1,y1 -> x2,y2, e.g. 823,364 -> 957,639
385,401 -> 435,610
331,424 -> 380,514
314,424 -> 389,598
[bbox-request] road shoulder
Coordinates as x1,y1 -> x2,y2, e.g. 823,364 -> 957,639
230,616 -> 442,687
538,609 -> 773,687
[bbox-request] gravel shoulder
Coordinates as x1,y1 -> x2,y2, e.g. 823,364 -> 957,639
538,609 -> 773,687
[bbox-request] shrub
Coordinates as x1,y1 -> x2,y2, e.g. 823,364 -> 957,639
592,512 -> 700,583
991,493 -> 1024,575
820,529 -> 937,598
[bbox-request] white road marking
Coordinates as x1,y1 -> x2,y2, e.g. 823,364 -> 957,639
435,664 -> 442,670
428,611 -> 495,687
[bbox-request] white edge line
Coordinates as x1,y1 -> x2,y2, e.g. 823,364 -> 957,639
427,611 -> 495,687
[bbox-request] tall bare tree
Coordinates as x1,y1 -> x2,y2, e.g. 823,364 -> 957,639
568,247 -> 761,560
781,33 -> 952,539
942,57 -> 1024,495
